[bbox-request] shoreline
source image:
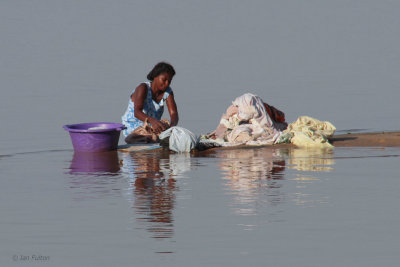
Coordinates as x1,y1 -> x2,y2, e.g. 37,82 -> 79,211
118,131 -> 400,153
328,131 -> 400,147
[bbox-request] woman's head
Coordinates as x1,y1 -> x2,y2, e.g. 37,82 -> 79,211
147,62 -> 176,81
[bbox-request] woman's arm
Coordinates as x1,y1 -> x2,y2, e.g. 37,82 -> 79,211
166,91 -> 179,127
132,83 -> 168,133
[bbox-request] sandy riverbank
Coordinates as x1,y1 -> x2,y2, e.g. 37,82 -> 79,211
118,131 -> 400,153
329,131 -> 400,147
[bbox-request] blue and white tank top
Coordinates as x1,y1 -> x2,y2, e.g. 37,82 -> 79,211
121,81 -> 172,136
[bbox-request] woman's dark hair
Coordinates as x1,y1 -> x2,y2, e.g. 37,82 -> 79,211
147,62 -> 176,81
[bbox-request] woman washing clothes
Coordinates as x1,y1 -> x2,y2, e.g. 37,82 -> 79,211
122,62 -> 179,143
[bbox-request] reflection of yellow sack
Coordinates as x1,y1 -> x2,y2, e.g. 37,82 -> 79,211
286,116 -> 336,148
288,148 -> 334,172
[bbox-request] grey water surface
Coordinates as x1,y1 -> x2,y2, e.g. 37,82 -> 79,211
1,147 -> 400,266
1,1 -> 400,266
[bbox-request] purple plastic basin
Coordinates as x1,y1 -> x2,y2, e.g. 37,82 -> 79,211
63,122 -> 126,152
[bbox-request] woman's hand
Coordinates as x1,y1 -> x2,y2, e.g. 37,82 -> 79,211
149,118 -> 169,134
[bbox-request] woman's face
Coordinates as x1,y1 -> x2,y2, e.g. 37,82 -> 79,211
153,72 -> 172,92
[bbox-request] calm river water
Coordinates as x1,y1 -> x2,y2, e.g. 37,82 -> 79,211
1,146 -> 400,266
2,0 -> 400,266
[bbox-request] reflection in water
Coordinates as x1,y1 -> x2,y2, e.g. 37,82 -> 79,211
216,148 -> 287,216
288,148 -> 335,172
69,151 -> 121,175
67,151 -> 122,201
121,151 -> 195,239
66,146 -> 336,235
287,148 -> 334,207
215,147 -> 335,215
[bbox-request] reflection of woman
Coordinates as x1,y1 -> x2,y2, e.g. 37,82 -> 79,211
122,151 -> 176,238
120,151 -> 193,238
134,176 -> 176,224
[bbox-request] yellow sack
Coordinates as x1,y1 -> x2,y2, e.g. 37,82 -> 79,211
285,116 -> 336,148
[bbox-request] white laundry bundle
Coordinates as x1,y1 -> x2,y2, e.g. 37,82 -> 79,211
204,93 -> 336,148
159,126 -> 199,152
206,93 -> 286,145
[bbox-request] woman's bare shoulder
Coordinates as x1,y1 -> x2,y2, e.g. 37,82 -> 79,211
136,82 -> 148,91
131,83 -> 148,101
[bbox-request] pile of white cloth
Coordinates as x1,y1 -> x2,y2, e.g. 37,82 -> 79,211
206,93 -> 287,145
204,93 -> 336,148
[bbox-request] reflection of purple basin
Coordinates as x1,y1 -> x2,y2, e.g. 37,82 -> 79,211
63,122 -> 126,152
69,151 -> 120,174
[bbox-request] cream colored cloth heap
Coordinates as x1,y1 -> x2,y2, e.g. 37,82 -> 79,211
280,116 -> 336,148
208,93 -> 286,145
204,94 -> 336,148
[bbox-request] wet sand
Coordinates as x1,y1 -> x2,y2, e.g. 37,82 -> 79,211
118,131 -> 400,153
329,131 -> 400,147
